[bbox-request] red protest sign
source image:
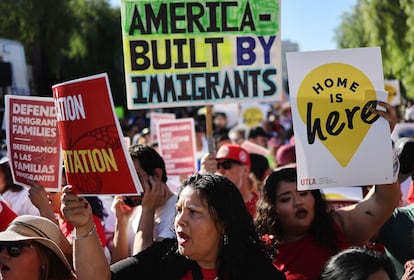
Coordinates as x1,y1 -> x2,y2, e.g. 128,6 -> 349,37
157,118 -> 197,179
52,73 -> 142,195
5,95 -> 62,191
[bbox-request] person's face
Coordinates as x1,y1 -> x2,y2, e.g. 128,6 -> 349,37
274,181 -> 315,241
252,135 -> 268,148
0,241 -> 42,280
175,186 -> 222,268
215,160 -> 247,189
214,115 -> 227,129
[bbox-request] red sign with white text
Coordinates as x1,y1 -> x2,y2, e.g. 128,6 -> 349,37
157,118 -> 197,178
5,96 -> 62,191
52,73 -> 142,195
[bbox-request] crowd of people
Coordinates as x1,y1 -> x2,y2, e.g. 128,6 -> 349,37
0,98 -> 414,280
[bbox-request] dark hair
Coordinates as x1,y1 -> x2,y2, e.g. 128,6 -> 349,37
320,247 -> 398,280
36,242 -> 75,280
178,173 -> 272,279
128,144 -> 167,183
84,196 -> 108,221
248,126 -> 268,139
249,153 -> 270,182
0,162 -> 23,193
255,168 -> 338,255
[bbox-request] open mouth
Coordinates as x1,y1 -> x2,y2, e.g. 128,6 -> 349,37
295,208 -> 308,219
176,231 -> 190,245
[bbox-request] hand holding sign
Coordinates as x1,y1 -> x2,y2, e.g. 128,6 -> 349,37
287,47 -> 394,189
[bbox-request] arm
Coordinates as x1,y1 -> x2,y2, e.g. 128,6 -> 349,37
28,183 -> 73,261
133,175 -> 170,254
110,197 -> 136,263
334,101 -> 400,246
61,186 -> 110,280
335,181 -> 400,246
28,183 -> 57,223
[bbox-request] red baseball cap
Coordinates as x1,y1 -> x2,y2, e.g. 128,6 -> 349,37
216,144 -> 251,168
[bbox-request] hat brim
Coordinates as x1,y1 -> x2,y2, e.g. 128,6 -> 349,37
0,230 -> 74,276
0,157 -> 9,165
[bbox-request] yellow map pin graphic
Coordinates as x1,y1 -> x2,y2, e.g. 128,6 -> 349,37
384,83 -> 397,103
243,107 -> 264,129
297,63 -> 379,167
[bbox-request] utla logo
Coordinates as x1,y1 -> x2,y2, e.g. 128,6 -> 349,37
300,178 -> 316,186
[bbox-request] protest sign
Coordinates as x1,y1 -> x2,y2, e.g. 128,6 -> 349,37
239,102 -> 269,129
322,186 -> 364,210
52,73 -> 142,195
384,79 -> 401,106
149,111 -> 176,144
157,118 -> 197,178
287,47 -> 394,190
5,95 -> 62,191
120,0 -> 282,110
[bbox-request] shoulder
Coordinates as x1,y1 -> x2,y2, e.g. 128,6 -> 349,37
111,239 -> 190,279
248,258 -> 286,279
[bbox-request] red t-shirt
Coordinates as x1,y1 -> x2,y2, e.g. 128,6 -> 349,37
273,223 -> 349,280
245,191 -> 259,218
181,268 -> 218,280
0,201 -> 17,231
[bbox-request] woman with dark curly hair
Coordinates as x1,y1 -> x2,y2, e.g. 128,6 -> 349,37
321,247 -> 398,280
255,101 -> 401,280
255,167 -> 399,280
61,173 -> 286,280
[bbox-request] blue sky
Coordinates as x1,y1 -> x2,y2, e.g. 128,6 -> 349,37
110,0 -> 357,51
281,1 -> 357,51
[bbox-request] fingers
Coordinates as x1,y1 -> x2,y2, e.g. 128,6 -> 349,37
370,101 -> 397,132
60,186 -> 93,228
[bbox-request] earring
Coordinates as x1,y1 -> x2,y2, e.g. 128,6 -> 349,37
223,234 -> 229,246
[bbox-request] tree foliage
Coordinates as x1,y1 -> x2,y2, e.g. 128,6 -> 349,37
0,0 -> 125,106
335,0 -> 414,101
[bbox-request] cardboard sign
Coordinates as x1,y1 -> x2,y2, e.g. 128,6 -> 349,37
287,47 -> 394,190
121,0 -> 282,109
5,96 -> 62,191
157,118 -> 197,178
52,73 -> 142,195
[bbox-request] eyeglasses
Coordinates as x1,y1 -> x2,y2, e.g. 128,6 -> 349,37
217,160 -> 242,170
0,242 -> 33,257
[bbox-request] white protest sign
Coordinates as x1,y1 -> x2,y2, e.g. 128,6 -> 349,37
287,47 -> 394,190
384,79 -> 401,106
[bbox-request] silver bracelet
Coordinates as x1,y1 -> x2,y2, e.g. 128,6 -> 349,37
72,224 -> 96,241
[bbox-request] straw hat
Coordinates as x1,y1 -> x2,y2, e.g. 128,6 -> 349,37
0,215 -> 74,274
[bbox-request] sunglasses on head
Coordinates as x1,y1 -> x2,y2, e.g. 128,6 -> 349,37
0,242 -> 33,257
217,159 -> 242,170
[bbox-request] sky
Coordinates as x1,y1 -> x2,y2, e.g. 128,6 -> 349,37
281,1 -> 357,51
110,0 -> 357,52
